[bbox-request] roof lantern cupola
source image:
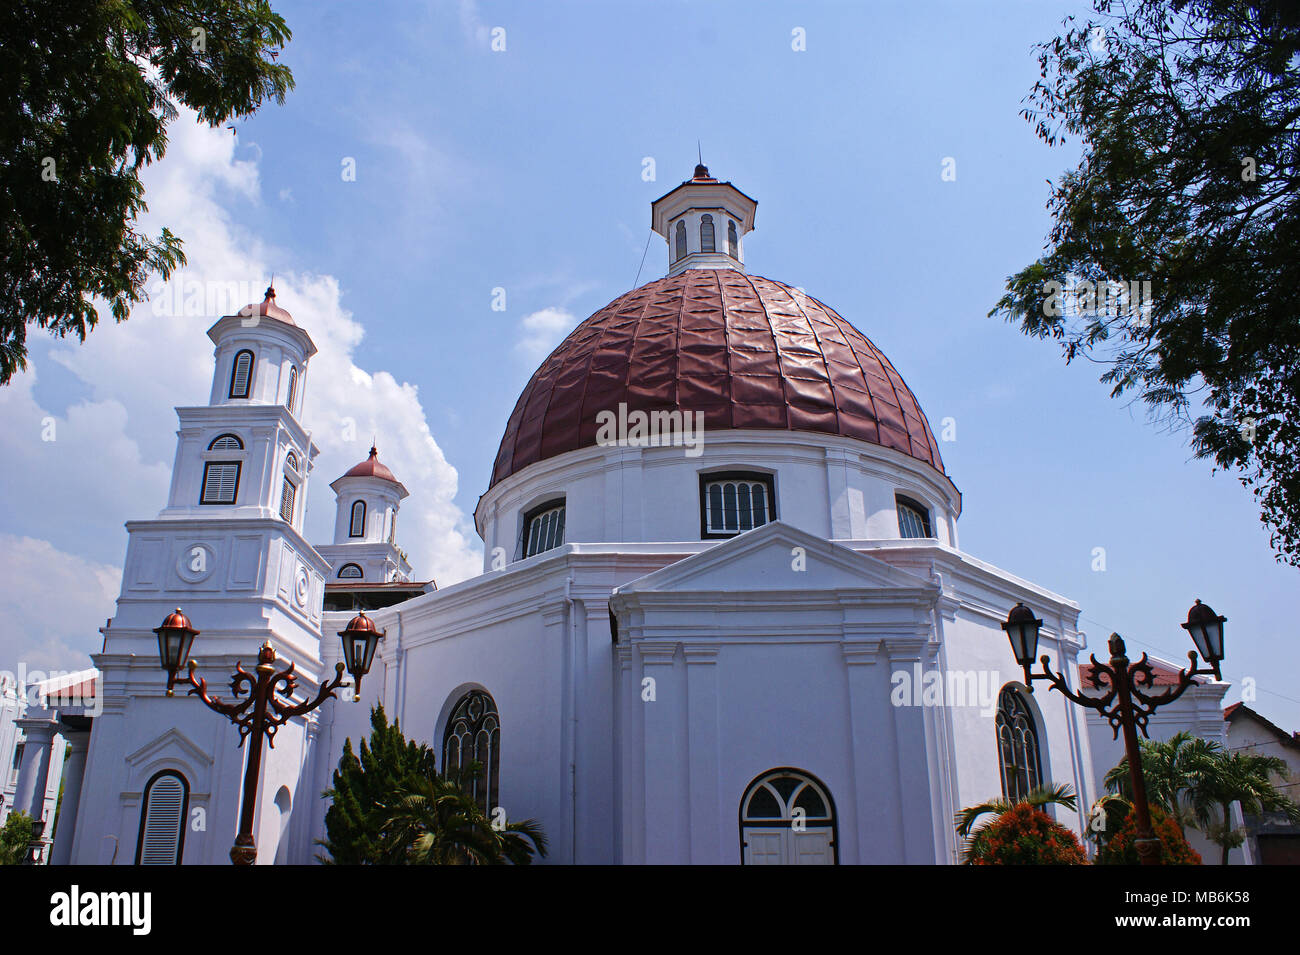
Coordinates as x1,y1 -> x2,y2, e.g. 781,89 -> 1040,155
650,162 -> 757,277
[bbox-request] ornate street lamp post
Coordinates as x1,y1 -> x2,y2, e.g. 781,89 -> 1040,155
154,609 -> 385,864
1001,600 -> 1226,866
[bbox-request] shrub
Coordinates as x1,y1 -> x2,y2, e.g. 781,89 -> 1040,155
966,803 -> 1088,865
1095,804 -> 1201,865
0,811 -> 36,866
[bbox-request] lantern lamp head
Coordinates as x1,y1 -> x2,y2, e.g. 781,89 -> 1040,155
1002,602 -> 1043,683
338,612 -> 385,701
154,608 -> 199,696
1181,599 -> 1226,679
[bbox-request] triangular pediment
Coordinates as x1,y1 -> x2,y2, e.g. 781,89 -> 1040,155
125,726 -> 214,769
615,521 -> 934,596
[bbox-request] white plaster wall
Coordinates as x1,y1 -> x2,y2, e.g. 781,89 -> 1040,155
476,431 -> 961,572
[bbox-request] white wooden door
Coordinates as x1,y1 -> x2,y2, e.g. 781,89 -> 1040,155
742,827 -> 835,865
742,828 -> 786,865
790,828 -> 835,864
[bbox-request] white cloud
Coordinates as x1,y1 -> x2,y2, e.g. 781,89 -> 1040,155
458,0 -> 492,47
0,535 -> 119,674
515,307 -> 578,363
0,110 -> 482,674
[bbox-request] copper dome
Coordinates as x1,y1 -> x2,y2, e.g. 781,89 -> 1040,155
235,285 -> 295,325
341,446 -> 399,483
491,269 -> 943,486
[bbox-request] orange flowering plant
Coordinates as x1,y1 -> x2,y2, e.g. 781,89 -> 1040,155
1095,804 -> 1202,865
956,783 -> 1088,865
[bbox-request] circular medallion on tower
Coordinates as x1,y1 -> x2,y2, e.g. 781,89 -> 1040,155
294,564 -> 311,607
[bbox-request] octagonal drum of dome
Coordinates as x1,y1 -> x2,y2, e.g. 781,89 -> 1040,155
491,269 -> 943,487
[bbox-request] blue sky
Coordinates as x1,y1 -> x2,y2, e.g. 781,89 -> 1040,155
4,0 -> 1297,728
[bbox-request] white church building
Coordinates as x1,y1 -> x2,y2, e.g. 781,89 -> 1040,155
22,165 -> 1171,864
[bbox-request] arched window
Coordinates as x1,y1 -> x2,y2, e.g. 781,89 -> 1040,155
701,473 -> 775,538
338,563 -> 363,579
229,350 -> 254,399
349,500 -> 366,538
896,495 -> 933,539
674,220 -> 687,262
727,219 -> 739,257
136,770 -> 189,865
287,366 -> 298,412
285,450 -> 299,473
279,477 -> 296,522
207,433 -> 243,451
740,768 -> 836,865
700,214 -> 716,253
442,689 -> 500,815
996,686 -> 1042,803
523,501 -> 565,557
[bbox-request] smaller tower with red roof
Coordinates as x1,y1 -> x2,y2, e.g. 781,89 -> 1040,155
317,446 -> 432,611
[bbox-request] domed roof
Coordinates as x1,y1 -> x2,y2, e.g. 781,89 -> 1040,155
335,446 -> 400,488
491,269 -> 944,487
235,285 -> 295,325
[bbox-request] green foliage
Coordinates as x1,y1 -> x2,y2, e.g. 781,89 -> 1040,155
0,0 -> 294,383
1096,803 -> 1202,865
991,0 -> 1300,564
1192,748 -> 1300,864
319,704 -> 437,865
382,773 -> 549,866
319,704 -> 548,865
1103,730 -> 1300,863
0,811 -> 36,866
1104,731 -> 1220,832
955,782 -> 1081,863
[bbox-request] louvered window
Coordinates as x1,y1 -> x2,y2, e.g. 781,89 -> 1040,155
280,478 -> 296,522
349,500 -> 366,538
896,496 -> 933,539
702,474 -> 774,537
675,220 -> 687,262
229,350 -> 254,399
338,563 -> 363,579
207,433 -> 243,451
287,366 -> 298,412
201,462 -> 240,504
524,503 -> 565,558
700,214 -> 716,253
136,771 -> 188,865
727,219 -> 738,257
9,744 -> 23,786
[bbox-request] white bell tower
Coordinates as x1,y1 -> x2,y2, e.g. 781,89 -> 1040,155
316,446 -> 413,585
71,286 -> 333,865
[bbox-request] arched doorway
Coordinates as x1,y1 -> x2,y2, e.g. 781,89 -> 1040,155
739,768 -> 837,865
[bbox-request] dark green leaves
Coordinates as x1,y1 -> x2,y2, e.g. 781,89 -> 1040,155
994,0 -> 1300,563
0,0 -> 294,383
